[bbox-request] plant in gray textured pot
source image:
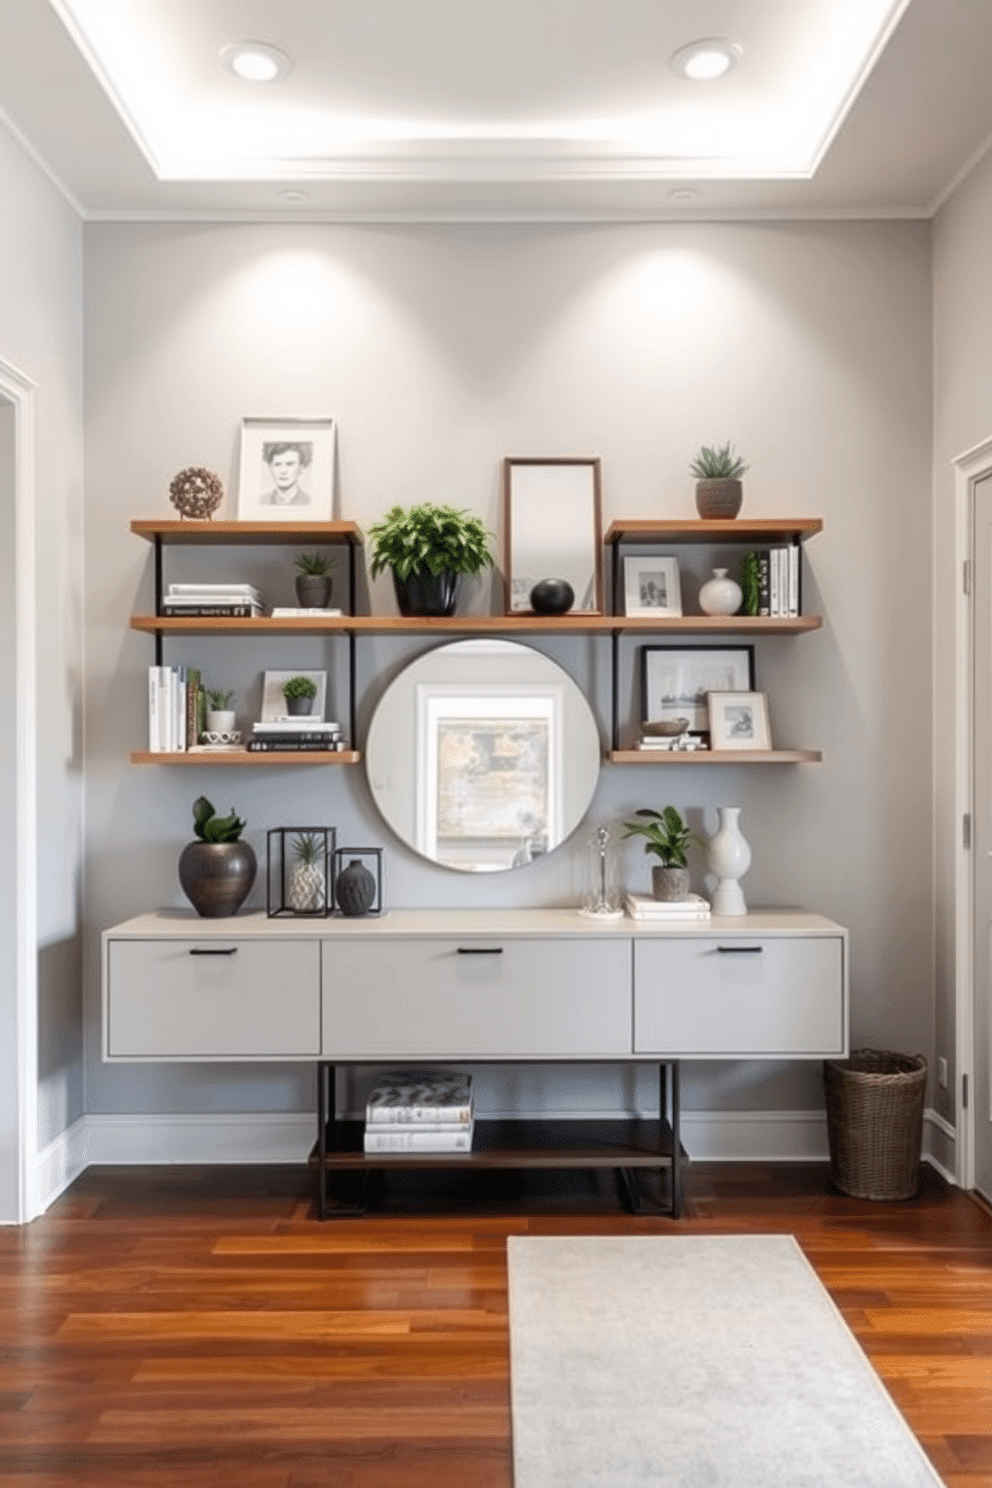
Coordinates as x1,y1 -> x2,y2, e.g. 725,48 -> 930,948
282,674 -> 317,717
621,805 -> 704,902
690,442 -> 749,520
294,551 -> 333,608
178,796 -> 257,918
367,502 -> 495,617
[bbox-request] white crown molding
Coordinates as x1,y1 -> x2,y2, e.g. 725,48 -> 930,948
0,105 -> 84,218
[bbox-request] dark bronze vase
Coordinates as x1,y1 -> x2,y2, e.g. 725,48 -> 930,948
178,840 -> 257,918
392,570 -> 460,617
335,858 -> 377,916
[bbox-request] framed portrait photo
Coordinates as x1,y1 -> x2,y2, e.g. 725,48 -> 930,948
641,645 -> 754,736
503,457 -> 603,614
623,556 -> 682,618
707,690 -> 772,751
237,417 -> 336,521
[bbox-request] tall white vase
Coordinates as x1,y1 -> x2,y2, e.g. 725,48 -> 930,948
707,806 -> 751,916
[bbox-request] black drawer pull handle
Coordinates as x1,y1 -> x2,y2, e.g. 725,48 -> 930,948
716,945 -> 763,955
457,946 -> 504,955
189,947 -> 238,956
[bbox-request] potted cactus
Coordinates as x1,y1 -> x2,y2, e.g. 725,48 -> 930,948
178,796 -> 256,918
294,551 -> 333,609
287,831 -> 327,913
282,674 -> 318,717
622,805 -> 704,902
690,443 -> 749,519
367,501 -> 495,616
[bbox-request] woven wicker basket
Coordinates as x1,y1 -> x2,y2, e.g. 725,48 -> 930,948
822,1050 -> 927,1200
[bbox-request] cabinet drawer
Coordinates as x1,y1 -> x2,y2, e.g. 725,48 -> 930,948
322,938 -> 632,1058
633,936 -> 845,1057
106,939 -> 321,1059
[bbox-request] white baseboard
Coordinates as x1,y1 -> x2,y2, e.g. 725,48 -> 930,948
32,1106 -> 956,1215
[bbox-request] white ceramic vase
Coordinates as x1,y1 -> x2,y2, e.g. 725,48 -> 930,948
707,806 -> 751,915
698,568 -> 742,617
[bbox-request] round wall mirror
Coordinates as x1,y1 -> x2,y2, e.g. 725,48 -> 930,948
365,639 -> 601,872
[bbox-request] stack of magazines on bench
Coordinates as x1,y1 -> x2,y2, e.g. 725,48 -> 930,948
363,1071 -> 474,1153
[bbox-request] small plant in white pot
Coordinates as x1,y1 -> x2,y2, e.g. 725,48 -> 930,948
282,674 -> 318,717
287,831 -> 327,913
205,686 -> 235,732
622,805 -> 704,901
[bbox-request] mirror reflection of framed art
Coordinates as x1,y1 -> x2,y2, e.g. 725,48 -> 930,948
503,457 -> 603,614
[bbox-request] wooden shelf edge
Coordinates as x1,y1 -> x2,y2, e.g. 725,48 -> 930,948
608,749 -> 822,764
604,517 -> 823,545
130,613 -> 823,636
131,518 -> 364,546
130,750 -> 361,766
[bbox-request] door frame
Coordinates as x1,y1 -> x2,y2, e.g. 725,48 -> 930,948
952,435 -> 992,1194
0,356 -> 39,1224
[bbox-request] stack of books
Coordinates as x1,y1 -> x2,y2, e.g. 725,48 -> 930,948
635,735 -> 708,752
148,664 -> 202,751
363,1072 -> 474,1153
161,583 -> 264,617
624,892 -> 711,922
247,719 -> 343,752
750,545 -> 800,618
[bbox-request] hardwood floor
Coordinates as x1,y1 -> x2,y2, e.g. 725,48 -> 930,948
1,1161 -> 990,1486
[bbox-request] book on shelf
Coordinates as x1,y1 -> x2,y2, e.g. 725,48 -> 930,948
251,728 -> 341,742
624,892 -> 711,920
366,1072 -> 474,1125
161,603 -> 264,617
635,737 -> 708,752
751,545 -> 800,619
245,738 -> 343,752
251,718 -> 341,733
269,607 -> 344,617
166,583 -> 262,600
148,664 -> 193,751
363,1123 -> 474,1153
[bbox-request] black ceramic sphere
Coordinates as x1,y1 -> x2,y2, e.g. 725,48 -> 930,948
529,578 -> 575,615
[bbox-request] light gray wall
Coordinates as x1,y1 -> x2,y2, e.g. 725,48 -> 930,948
83,218 -> 932,1124
0,123 -> 85,1162
932,144 -> 992,1126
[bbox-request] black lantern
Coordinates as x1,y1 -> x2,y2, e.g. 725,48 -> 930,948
267,827 -> 336,917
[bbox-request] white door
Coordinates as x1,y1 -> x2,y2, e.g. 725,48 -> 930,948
972,470 -> 992,1201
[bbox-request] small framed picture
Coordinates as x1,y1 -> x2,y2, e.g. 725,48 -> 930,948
237,417 -> 336,521
641,646 -> 754,736
260,670 -> 327,722
707,690 -> 771,750
623,556 -> 682,617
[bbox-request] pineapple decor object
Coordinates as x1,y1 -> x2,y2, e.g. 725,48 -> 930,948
288,832 -> 326,913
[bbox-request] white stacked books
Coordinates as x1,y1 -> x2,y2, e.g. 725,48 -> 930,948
147,664 -> 191,751
247,718 -> 343,753
364,1072 -> 474,1152
624,892 -> 711,921
162,583 -> 264,617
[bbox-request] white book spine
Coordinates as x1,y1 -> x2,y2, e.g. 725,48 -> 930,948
157,667 -> 171,752
366,1106 -> 473,1126
177,670 -> 187,752
148,665 -> 161,751
789,542 -> 799,617
363,1126 -> 474,1153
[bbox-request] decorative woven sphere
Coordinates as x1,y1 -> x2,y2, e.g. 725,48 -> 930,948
169,466 -> 224,520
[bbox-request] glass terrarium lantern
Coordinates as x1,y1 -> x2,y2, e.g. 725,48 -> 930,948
267,827 -> 336,917
581,825 -> 623,919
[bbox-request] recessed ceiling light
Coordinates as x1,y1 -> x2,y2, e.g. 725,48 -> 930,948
667,188 -> 699,205
278,190 -> 309,205
669,39 -> 742,82
221,41 -> 292,84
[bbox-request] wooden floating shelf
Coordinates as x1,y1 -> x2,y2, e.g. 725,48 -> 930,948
131,613 -> 822,637
130,518 -> 364,546
608,749 -> 822,765
604,517 -> 823,545
130,750 -> 361,766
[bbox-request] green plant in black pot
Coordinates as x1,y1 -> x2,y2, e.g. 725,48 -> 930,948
178,795 -> 256,917
282,674 -> 318,716
690,442 -> 749,519
622,806 -> 704,903
367,501 -> 495,617
293,551 -> 333,608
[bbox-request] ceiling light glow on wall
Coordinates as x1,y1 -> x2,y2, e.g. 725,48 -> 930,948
221,42 -> 292,84
669,39 -> 742,82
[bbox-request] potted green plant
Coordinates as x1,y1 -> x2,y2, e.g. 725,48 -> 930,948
367,501 -> 495,616
622,805 -> 704,902
178,795 -> 256,917
282,675 -> 318,717
294,551 -> 333,609
690,442 -> 749,519
205,686 -> 235,733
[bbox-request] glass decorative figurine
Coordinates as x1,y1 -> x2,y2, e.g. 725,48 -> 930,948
581,825 -> 623,919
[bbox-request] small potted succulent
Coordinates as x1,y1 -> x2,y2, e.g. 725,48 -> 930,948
205,686 -> 235,733
178,795 -> 257,918
622,805 -> 704,902
690,442 -> 749,520
294,551 -> 333,609
282,674 -> 318,717
367,501 -> 495,616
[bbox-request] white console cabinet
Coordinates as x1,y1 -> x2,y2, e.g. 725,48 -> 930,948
102,907 -> 848,1217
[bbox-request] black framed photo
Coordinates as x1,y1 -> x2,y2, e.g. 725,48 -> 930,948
640,645 -> 755,736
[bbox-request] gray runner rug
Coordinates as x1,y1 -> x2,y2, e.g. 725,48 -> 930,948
507,1234 -> 943,1488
